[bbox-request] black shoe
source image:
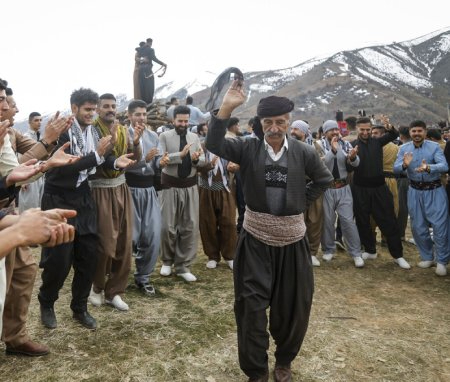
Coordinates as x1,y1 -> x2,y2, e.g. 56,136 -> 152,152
40,307 -> 57,329
73,311 -> 97,330
136,281 -> 156,296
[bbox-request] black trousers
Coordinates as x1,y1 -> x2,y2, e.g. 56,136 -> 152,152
397,178 -> 409,238
352,184 -> 403,258
235,172 -> 246,233
138,64 -> 155,104
38,191 -> 98,313
234,231 -> 314,379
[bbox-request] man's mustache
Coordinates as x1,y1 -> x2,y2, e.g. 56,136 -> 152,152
265,131 -> 284,138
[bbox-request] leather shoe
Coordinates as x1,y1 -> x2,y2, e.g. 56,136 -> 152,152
248,371 -> 269,382
6,340 -> 50,357
73,311 -> 97,330
274,363 -> 292,382
40,307 -> 57,329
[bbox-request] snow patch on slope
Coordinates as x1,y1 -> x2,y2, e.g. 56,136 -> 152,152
358,48 -> 432,88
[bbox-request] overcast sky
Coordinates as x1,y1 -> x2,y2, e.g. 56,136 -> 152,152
2,0 -> 450,120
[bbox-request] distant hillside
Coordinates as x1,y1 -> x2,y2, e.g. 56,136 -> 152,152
155,27 -> 450,129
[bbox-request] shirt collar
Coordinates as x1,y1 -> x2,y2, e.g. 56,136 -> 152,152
264,136 -> 289,152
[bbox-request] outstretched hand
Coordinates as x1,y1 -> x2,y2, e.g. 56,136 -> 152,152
5,159 -> 40,187
116,153 -> 136,169
42,142 -> 80,171
218,79 -> 246,118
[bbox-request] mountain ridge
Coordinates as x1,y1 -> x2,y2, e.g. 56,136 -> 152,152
155,27 -> 450,128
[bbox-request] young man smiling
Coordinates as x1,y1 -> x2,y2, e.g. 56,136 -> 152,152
394,120 -> 449,276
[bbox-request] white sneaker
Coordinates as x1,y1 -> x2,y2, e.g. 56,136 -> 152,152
322,253 -> 334,262
206,260 -> 217,269
311,255 -> 320,267
226,260 -> 234,270
177,272 -> 197,282
417,260 -> 434,268
395,257 -> 411,269
106,295 -> 129,311
362,252 -> 378,260
435,263 -> 447,276
353,256 -> 365,268
88,288 -> 103,307
160,265 -> 172,276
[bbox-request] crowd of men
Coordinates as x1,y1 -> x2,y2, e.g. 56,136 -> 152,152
1,75 -> 449,382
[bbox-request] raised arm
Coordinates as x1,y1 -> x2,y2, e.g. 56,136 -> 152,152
205,79 -> 246,164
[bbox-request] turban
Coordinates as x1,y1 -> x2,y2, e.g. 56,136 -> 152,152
290,120 -> 310,135
257,96 -> 294,118
322,120 -> 339,134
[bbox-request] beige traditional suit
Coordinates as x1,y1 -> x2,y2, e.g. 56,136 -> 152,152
158,130 -> 205,274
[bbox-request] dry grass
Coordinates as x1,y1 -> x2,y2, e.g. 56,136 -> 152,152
1,239 -> 450,382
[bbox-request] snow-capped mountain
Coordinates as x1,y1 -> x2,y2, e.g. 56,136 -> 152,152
157,27 -> 450,127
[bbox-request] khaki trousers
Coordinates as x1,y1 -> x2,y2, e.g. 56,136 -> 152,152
160,185 -> 199,274
304,195 -> 324,257
2,246 -> 37,347
199,187 -> 237,262
91,183 -> 133,300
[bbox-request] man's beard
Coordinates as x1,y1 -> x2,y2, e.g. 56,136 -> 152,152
175,125 -> 187,135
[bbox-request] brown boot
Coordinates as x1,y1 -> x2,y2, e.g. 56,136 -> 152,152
6,340 -> 50,357
274,363 -> 292,382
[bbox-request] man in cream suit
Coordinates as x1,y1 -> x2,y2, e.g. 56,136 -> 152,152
159,105 -> 205,282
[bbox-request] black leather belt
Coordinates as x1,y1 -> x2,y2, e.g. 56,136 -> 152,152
409,179 -> 442,190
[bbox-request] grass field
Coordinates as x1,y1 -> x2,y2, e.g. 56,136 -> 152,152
1,240 -> 449,382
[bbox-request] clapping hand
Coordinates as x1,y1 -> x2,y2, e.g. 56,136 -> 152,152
403,152 -> 413,169
415,159 -> 429,173
145,147 -> 159,162
191,148 -> 203,162
43,112 -> 74,143
348,145 -> 358,161
159,152 -> 170,167
116,153 -> 136,169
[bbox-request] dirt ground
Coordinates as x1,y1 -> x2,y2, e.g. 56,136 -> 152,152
0,240 -> 449,382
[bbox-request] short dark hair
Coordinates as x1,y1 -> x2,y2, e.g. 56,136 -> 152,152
227,117 -> 239,130
197,123 -> 207,134
345,116 -> 357,130
99,93 -> 116,102
0,79 -> 12,95
409,120 -> 426,129
398,126 -> 410,139
146,38 -> 153,43
248,117 -> 255,126
186,96 -> 193,105
70,88 -> 99,107
29,112 -> 41,122
128,99 -> 147,114
173,105 -> 190,118
170,97 -> 178,104
426,128 -> 442,140
356,117 -> 371,125
371,124 -> 385,133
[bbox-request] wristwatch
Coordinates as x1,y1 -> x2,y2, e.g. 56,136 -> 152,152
39,139 -> 50,149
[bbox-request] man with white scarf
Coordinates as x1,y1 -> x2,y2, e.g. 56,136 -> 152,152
316,120 -> 364,267
38,88 -> 135,330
